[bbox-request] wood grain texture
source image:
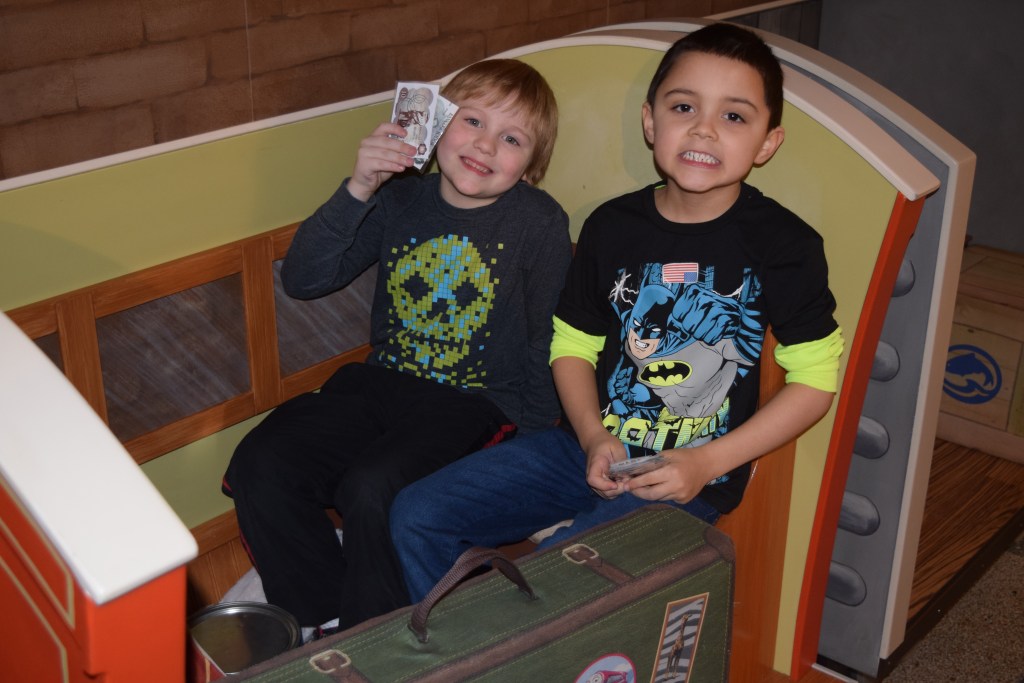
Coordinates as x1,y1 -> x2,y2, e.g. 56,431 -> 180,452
96,275 -> 250,442
718,330 -> 791,683
242,236 -> 282,413
7,224 -> 375,465
907,439 -> 1024,621
56,292 -> 107,421
186,510 -> 252,614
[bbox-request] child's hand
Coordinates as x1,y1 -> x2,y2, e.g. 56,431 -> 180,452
346,123 -> 417,202
582,431 -> 629,499
624,448 -> 712,504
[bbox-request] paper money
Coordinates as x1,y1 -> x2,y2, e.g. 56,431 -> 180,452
391,82 -> 458,170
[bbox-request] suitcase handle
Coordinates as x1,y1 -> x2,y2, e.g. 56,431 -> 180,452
408,546 -> 536,643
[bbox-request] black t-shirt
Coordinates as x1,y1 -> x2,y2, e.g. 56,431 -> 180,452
555,183 -> 838,513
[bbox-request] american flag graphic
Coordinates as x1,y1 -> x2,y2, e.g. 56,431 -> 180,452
662,262 -> 698,284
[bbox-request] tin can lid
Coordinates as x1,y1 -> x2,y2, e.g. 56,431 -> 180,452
189,601 -> 300,674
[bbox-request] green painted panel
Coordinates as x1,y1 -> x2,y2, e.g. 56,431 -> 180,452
139,417 -> 261,530
523,46 -> 663,240
0,103 -> 389,310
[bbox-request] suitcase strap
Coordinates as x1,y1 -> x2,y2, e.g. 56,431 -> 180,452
308,649 -> 369,682
561,543 -> 634,584
409,546 -> 536,643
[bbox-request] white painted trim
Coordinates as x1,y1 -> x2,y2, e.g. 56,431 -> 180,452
0,313 -> 197,604
709,0 -> 811,20
880,155 -> 976,656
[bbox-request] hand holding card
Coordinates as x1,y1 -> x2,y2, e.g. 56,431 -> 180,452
607,455 -> 666,481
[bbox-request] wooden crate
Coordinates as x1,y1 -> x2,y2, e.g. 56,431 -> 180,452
937,246 -> 1024,463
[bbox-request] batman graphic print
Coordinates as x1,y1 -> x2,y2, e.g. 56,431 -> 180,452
555,183 -> 839,512
604,262 -> 764,484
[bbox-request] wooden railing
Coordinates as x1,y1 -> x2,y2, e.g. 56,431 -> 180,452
7,225 -> 375,466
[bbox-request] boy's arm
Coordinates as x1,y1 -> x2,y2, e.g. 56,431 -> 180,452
280,183 -> 381,299
550,320 -> 628,498
626,328 -> 844,503
624,382 -> 834,503
281,122 -> 415,299
517,210 -> 572,431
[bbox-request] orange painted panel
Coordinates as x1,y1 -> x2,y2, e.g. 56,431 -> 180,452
1,474 -> 188,682
791,194 -> 927,678
0,479 -> 74,628
0,564 -> 76,683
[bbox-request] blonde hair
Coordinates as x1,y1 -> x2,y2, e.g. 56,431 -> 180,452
442,59 -> 558,185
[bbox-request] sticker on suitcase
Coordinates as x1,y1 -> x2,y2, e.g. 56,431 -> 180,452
574,653 -> 636,683
651,593 -> 709,682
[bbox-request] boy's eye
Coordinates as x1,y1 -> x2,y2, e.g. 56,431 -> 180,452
465,117 -> 481,127
672,103 -> 694,113
724,112 -> 746,123
502,135 -> 520,146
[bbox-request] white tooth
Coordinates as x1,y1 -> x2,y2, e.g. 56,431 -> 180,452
684,151 -> 717,164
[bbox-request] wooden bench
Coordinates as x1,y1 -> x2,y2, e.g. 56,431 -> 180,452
0,20 -> 973,682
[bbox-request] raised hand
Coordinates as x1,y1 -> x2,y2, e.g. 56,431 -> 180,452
346,122 -> 417,202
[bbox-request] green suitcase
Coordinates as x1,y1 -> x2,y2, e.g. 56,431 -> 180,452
238,505 -> 733,682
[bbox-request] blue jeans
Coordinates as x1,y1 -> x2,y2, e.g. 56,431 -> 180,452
390,427 -> 720,602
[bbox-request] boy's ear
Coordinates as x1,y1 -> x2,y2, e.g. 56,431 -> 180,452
641,102 -> 655,145
754,126 -> 785,165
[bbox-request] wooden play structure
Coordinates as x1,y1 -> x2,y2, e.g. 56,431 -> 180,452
0,20 -> 973,682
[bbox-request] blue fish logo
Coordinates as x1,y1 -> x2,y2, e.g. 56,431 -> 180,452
943,344 -> 1002,404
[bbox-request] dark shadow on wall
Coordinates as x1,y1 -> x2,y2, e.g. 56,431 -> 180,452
816,0 -> 1024,254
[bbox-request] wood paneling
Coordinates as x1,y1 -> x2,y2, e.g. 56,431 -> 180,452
718,330 -> 791,682
908,439 -> 1024,621
7,225 -> 374,465
186,510 -> 252,614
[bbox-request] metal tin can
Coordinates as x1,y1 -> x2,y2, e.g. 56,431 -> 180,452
188,601 -> 300,681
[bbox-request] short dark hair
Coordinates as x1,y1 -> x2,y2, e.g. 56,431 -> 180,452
646,23 -> 784,130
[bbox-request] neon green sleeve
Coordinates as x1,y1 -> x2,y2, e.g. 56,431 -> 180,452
549,316 -> 606,368
774,327 -> 845,392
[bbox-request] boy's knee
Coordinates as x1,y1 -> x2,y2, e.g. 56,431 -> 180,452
224,432 -> 298,500
335,467 -> 400,519
320,361 -> 367,393
390,486 -> 419,534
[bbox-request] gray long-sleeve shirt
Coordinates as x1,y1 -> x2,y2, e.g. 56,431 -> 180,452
283,173 -> 572,432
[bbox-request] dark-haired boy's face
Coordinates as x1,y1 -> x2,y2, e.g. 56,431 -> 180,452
642,51 -> 783,216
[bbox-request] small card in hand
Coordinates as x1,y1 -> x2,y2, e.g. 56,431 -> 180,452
391,81 -> 458,170
607,455 -> 666,481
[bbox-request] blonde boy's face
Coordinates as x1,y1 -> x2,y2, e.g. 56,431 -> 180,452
435,95 -> 535,209
642,51 -> 784,217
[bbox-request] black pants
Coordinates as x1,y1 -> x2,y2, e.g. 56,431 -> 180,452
222,363 -> 511,628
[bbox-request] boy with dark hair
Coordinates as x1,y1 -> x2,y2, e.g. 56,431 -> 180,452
391,23 -> 845,602
223,59 -> 571,636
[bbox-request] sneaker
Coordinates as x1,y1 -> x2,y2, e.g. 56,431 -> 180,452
312,624 -> 341,641
303,617 -> 341,643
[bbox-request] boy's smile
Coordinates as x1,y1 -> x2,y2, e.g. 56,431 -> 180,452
642,51 -> 784,222
436,96 -> 536,210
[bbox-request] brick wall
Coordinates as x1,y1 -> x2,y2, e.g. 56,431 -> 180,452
0,0 -> 765,181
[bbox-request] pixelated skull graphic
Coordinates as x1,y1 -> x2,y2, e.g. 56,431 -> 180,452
387,235 -> 495,375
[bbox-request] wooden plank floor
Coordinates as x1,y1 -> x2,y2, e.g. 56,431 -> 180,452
907,438 -> 1024,621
